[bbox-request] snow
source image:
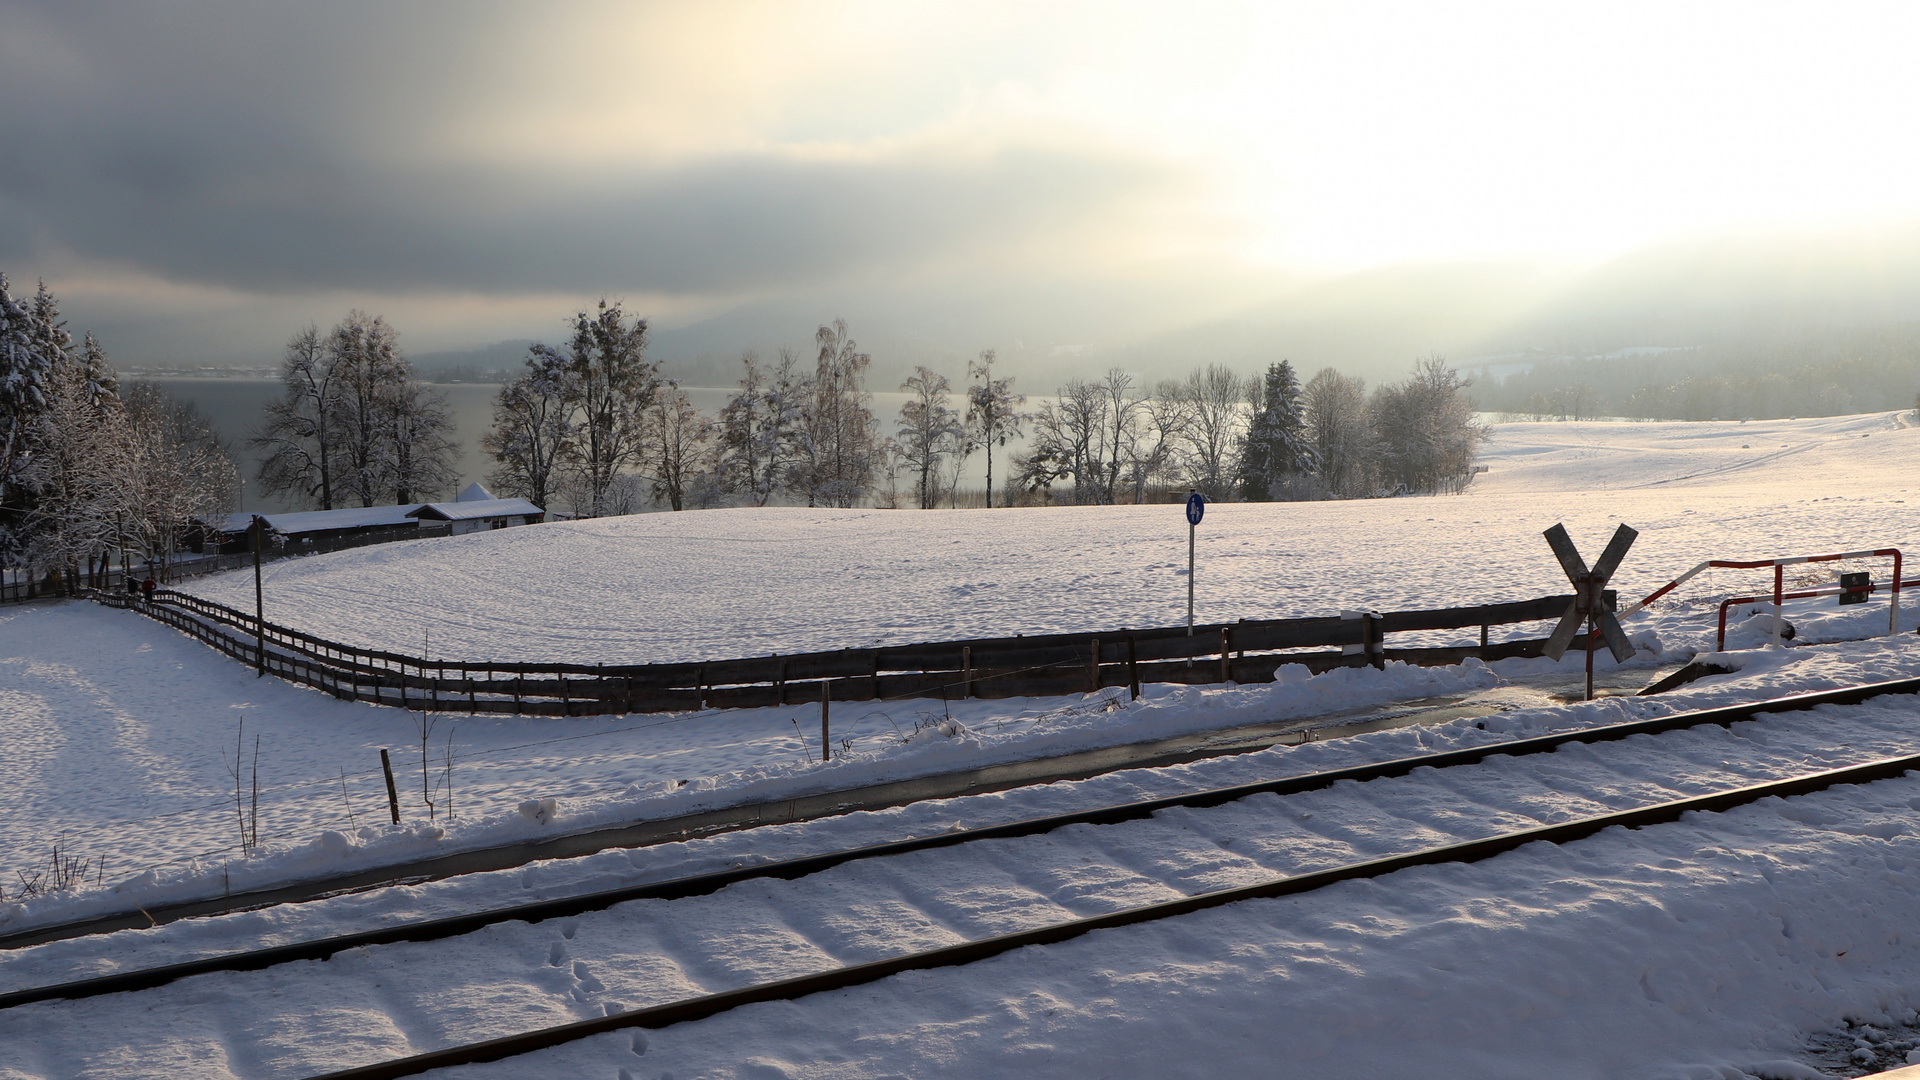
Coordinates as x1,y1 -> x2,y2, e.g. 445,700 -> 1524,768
178,411 -> 1919,665
3,410 -> 1920,1078
408,497 -> 544,522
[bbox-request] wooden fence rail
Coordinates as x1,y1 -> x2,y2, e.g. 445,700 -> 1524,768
91,585 -> 1618,718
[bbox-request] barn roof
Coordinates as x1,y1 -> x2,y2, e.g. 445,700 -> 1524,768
212,505 -> 424,536
407,497 -> 545,522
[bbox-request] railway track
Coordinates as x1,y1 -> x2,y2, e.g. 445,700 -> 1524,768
5,678 -> 1920,1079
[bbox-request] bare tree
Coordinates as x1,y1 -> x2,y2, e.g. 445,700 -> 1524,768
250,327 -> 338,509
1169,365 -> 1245,500
965,349 -> 1025,508
480,346 -> 573,509
383,378 -> 458,505
326,312 -> 409,508
1014,377 -> 1108,503
1125,386 -> 1193,504
641,382 -> 712,511
895,366 -> 964,509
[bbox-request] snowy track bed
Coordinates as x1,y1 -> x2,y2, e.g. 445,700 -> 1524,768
9,682 -> 1920,1079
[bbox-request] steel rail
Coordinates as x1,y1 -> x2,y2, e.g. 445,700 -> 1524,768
302,749 -> 1920,1080
5,676 -> 1915,1014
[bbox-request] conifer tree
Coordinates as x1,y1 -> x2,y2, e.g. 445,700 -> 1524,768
1237,360 -> 1319,500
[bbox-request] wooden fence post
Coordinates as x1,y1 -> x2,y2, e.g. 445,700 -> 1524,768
380,749 -> 401,823
1219,626 -> 1231,684
1127,636 -> 1140,700
820,681 -> 831,761
1089,638 -> 1101,692
962,646 -> 973,699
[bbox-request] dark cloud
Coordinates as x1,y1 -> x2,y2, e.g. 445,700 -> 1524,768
0,2 -> 1182,297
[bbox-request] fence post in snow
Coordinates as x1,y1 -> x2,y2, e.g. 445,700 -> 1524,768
250,515 -> 266,679
1089,638 -> 1100,692
380,749 -> 401,824
1127,636 -> 1140,701
1219,627 -> 1231,684
962,646 -> 972,699
819,681 -> 831,761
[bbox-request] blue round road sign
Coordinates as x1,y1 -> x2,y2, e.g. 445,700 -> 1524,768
1185,491 -> 1204,526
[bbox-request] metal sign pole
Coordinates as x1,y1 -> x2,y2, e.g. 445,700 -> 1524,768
1185,491 -> 1204,635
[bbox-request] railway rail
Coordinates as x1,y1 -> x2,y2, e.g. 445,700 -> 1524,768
6,677 -> 1920,1079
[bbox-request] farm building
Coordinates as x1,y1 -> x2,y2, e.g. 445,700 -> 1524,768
406,482 -> 545,535
199,504 -> 432,554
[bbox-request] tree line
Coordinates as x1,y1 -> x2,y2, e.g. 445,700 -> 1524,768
0,274 -> 237,587
0,270 -> 1492,592
472,302 -> 1488,513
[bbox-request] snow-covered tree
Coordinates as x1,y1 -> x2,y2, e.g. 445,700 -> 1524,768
791,319 -> 878,508
555,300 -> 659,517
895,366 -> 965,509
0,273 -> 58,559
1302,367 -> 1372,498
715,349 -> 803,507
1367,355 -> 1485,494
965,350 -> 1026,508
115,385 -> 237,578
1237,361 -> 1319,500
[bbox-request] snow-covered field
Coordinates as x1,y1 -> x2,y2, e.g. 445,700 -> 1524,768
180,411 -> 1920,663
4,411 -> 1920,1078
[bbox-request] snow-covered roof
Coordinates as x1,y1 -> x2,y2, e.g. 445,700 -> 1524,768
212,505 -> 424,536
454,481 -> 495,502
407,497 -> 545,522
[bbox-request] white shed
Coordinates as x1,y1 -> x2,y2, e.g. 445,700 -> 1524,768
406,488 -> 546,535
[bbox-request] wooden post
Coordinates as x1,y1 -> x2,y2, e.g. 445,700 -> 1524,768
250,516 -> 265,678
1089,638 -> 1101,692
380,749 -> 401,823
1127,636 -> 1140,700
1480,623 -> 1489,650
1367,613 -> 1384,670
819,681 -> 831,761
1219,626 -> 1231,684
962,646 -> 972,699
558,671 -> 568,715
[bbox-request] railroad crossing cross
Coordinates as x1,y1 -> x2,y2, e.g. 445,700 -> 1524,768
1541,522 -> 1638,666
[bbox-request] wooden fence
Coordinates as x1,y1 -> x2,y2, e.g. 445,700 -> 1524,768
94,585 -> 1617,717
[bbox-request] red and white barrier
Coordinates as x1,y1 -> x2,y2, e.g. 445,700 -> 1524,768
1624,548 -> 1904,649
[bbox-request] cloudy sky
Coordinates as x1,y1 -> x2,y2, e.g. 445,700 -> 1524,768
7,1 -> 1920,375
